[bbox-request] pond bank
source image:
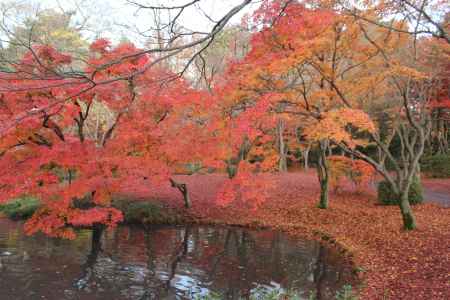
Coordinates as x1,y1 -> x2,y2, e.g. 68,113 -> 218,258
1,172 -> 449,299
135,173 -> 449,299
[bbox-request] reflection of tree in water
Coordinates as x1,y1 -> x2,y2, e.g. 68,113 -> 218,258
0,220 -> 351,300
156,227 -> 347,300
314,245 -> 327,300
74,224 -> 105,291
126,226 -> 348,299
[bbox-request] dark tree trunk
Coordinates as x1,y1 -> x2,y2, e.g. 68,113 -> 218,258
91,224 -> 104,255
170,178 -> 191,208
226,158 -> 239,179
226,136 -> 252,179
77,117 -> 85,142
68,169 -> 73,185
317,140 -> 330,209
73,101 -> 92,143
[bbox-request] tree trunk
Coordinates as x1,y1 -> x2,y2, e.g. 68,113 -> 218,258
226,159 -> 238,179
277,119 -> 288,172
226,136 -> 252,179
68,169 -> 73,185
318,173 -> 329,209
399,191 -> 417,230
317,141 -> 329,209
170,178 -> 191,208
91,224 -> 104,254
303,145 -> 310,170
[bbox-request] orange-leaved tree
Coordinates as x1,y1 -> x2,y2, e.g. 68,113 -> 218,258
217,0 -> 377,208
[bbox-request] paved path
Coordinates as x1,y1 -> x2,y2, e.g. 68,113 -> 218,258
423,189 -> 450,207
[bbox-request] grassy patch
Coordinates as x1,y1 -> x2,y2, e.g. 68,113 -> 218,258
0,196 -> 40,220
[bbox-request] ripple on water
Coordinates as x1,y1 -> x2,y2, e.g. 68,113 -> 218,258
0,218 -> 352,300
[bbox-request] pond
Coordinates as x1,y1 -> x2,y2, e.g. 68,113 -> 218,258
0,218 -> 353,300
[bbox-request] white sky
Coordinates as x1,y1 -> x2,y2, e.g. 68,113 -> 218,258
8,0 -> 260,44
4,0 -> 447,47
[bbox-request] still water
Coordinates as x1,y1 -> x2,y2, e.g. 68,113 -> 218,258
0,218 -> 352,300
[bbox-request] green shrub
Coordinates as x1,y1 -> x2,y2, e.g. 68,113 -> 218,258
421,154 -> 450,178
185,162 -> 203,174
408,177 -> 424,205
112,198 -> 182,224
0,196 -> 40,220
378,178 -> 423,205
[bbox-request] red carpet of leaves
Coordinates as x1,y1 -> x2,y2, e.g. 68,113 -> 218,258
123,172 -> 450,299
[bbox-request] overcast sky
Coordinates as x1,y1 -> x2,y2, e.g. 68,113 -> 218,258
17,0 -> 259,44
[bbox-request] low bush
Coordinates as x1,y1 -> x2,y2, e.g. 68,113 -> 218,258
421,154 -> 450,178
0,195 -> 184,225
112,198 -> 183,224
378,178 -> 423,205
0,196 -> 40,220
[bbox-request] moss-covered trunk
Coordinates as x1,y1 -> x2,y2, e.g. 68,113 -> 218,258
399,190 -> 417,230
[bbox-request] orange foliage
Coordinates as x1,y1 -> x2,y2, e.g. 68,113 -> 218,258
328,155 -> 376,193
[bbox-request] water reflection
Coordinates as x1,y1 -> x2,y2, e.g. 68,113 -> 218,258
0,218 -> 351,300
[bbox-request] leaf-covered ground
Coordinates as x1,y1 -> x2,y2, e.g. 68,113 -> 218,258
122,172 -> 450,299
